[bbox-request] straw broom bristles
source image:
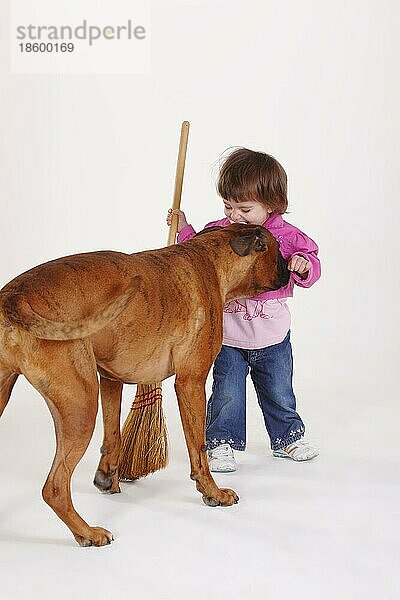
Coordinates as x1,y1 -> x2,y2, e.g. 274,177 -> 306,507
118,383 -> 168,480
118,121 -> 190,481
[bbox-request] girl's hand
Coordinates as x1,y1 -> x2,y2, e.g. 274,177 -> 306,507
288,255 -> 311,278
166,209 -> 189,233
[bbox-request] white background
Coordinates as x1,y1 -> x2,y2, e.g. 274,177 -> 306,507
0,1 -> 399,599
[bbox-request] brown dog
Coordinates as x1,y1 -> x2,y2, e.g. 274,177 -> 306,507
0,224 -> 289,546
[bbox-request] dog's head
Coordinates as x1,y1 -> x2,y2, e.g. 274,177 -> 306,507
194,224 -> 290,301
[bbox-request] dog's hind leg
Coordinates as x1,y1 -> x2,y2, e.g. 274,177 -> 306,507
93,375 -> 123,494
0,368 -> 18,417
23,339 -> 114,547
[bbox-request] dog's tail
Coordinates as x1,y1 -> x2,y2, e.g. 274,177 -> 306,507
0,275 -> 141,341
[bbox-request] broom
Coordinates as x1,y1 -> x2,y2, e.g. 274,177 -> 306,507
118,121 -> 190,481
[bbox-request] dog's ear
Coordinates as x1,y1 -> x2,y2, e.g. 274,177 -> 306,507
194,226 -> 222,237
230,228 -> 267,256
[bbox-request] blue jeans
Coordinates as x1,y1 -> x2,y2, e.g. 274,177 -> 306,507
205,331 -> 305,451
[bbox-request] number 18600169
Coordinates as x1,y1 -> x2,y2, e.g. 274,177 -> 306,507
19,42 -> 74,52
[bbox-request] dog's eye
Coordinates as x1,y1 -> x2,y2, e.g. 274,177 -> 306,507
255,238 -> 266,251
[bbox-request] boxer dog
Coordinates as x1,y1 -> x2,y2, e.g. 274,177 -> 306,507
0,224 -> 289,546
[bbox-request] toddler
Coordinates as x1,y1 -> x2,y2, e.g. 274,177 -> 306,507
166,148 -> 321,472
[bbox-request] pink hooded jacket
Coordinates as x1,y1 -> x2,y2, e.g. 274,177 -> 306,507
177,213 -> 321,301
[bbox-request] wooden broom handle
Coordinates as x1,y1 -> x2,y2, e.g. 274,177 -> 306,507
167,121 -> 190,246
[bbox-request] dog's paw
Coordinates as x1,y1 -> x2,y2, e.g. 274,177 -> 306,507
202,488 -> 239,507
202,495 -> 220,507
93,468 -> 121,494
74,527 -> 114,547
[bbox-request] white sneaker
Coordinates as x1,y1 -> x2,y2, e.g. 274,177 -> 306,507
208,444 -> 237,472
273,439 -> 319,461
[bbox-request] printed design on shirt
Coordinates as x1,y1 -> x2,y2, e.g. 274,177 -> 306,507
223,299 -> 274,321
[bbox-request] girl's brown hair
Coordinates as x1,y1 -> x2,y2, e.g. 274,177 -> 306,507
217,148 -> 288,214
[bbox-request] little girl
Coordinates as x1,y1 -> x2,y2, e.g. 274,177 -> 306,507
166,148 -> 321,472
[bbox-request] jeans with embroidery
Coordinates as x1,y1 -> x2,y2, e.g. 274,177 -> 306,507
205,331 -> 305,451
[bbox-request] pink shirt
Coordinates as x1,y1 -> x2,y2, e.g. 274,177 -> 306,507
222,297 -> 291,349
177,214 -> 320,350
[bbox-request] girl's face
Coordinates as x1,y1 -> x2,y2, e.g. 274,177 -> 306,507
223,199 -> 271,226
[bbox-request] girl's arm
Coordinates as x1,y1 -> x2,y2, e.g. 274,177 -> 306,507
177,224 -> 197,243
288,231 -> 321,288
166,209 -> 195,242
177,218 -> 228,243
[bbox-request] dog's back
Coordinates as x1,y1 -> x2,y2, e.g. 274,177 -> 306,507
0,239 -> 222,344
0,251 -> 142,340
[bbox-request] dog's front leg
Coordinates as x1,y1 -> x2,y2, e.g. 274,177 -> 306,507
175,374 -> 239,507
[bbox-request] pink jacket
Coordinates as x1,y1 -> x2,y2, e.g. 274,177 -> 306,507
177,213 -> 321,300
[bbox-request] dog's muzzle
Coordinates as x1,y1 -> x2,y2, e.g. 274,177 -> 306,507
277,251 -> 290,288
